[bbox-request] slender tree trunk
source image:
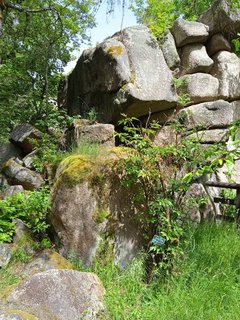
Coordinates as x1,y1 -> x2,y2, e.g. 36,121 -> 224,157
0,4 -> 4,32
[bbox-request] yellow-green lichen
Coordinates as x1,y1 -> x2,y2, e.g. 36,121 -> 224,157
107,45 -> 123,56
0,159 -> 13,172
48,250 -> 74,270
0,283 -> 18,301
5,310 -> 38,320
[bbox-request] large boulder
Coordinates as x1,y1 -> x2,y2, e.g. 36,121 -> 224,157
51,151 -> 147,268
10,124 -> 41,155
0,144 -> 22,167
0,270 -> 105,320
211,51 -> 240,101
199,0 -> 240,39
178,100 -> 237,130
15,249 -> 74,277
67,120 -> 115,148
207,33 -> 231,56
180,44 -> 214,75
66,26 -> 177,123
180,73 -> 219,104
171,18 -> 209,47
1,159 -> 43,190
161,31 -> 180,70
187,129 -> 228,143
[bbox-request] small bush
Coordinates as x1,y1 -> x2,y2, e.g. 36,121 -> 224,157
0,186 -> 50,244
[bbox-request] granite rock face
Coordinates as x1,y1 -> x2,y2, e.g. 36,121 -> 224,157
51,151 -> 147,268
211,51 -> 240,100
161,31 -> 180,70
180,73 -> 219,104
180,44 -> 213,75
199,0 -> 240,39
68,120 -> 115,148
178,100 -> 236,130
0,270 -> 105,320
0,143 -> 22,167
10,124 -> 41,155
171,18 -> 209,47
207,33 -> 231,56
1,159 -> 43,190
67,26 -> 177,123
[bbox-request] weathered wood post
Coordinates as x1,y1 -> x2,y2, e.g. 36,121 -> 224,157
204,181 -> 240,225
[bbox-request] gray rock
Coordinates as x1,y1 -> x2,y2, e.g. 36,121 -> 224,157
51,180 -> 100,267
1,270 -> 105,320
171,18 -> 209,47
69,120 -> 115,148
211,51 -> 240,101
51,152 -> 147,268
17,249 -> 74,277
10,124 -> 42,155
178,100 -> 234,130
0,313 -> 37,320
13,219 -> 32,244
232,100 -> 240,121
153,126 -> 179,147
161,31 -> 180,69
0,143 -> 22,167
0,174 -> 8,187
207,33 -> 231,56
187,129 -> 228,143
0,244 -> 12,268
1,159 -> 43,190
2,185 -> 24,199
22,150 -> 37,169
67,26 -> 177,123
180,73 -> 219,104
180,44 -> 213,75
199,0 -> 240,39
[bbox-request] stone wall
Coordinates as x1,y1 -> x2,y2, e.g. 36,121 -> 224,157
53,0 -> 240,265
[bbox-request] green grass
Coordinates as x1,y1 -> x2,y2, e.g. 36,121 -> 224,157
91,222 -> 240,320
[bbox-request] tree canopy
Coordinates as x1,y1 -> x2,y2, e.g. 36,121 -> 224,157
0,0 -> 99,141
131,0 -> 239,38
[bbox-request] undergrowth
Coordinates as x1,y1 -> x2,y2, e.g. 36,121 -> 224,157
84,222 -> 240,320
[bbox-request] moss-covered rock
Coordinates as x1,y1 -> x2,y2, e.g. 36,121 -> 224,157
51,148 -> 147,268
0,270 -> 105,320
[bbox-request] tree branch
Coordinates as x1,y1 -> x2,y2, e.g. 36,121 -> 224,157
6,2 -> 51,13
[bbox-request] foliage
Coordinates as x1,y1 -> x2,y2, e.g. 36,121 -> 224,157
219,189 -> 236,218
0,0 -> 98,142
130,0 -> 176,37
0,186 -> 51,244
116,114 -> 240,279
172,77 -> 192,108
232,33 -> 240,56
131,0 -> 239,38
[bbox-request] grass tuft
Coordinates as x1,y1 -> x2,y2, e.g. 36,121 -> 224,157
85,222 -> 240,320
